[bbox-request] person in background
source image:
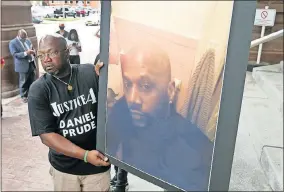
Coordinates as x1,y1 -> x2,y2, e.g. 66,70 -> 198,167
56,23 -> 69,38
94,5 -> 120,66
9,29 -> 36,103
67,29 -> 81,64
1,57 -> 4,68
1,57 -> 5,117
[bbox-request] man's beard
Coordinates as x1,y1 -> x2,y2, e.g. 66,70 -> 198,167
128,106 -> 168,129
44,65 -> 59,75
127,103 -> 151,128
46,59 -> 69,77
127,96 -> 170,128
131,112 -> 154,128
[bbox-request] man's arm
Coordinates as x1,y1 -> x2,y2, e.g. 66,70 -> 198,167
39,132 -> 108,165
9,41 -> 28,59
76,41 -> 82,52
40,134 -> 109,167
40,133 -> 86,160
28,40 -> 36,57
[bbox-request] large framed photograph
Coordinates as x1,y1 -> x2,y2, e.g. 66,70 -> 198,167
97,1 -> 256,191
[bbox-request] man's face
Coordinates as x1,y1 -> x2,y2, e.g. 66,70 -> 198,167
121,54 -> 170,127
19,32 -> 27,41
37,38 -> 68,75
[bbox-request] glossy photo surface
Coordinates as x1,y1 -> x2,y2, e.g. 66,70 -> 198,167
105,1 -> 234,191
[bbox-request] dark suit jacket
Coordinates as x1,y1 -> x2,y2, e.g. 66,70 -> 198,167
56,30 -> 69,38
9,37 -> 34,73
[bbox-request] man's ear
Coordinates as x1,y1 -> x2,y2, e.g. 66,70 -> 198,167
167,80 -> 176,103
119,50 -> 125,62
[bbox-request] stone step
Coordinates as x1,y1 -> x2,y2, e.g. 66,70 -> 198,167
247,69 -> 283,191
241,97 -> 283,161
260,146 -> 283,191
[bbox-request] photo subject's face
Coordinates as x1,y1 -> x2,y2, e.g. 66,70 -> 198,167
121,57 -> 169,127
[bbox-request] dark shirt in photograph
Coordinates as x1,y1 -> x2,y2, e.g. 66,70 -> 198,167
107,97 -> 213,191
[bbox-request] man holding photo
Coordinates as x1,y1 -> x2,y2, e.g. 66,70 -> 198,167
28,34 -> 110,191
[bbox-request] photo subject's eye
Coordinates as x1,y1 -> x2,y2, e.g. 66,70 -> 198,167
37,54 -> 44,59
140,84 -> 151,92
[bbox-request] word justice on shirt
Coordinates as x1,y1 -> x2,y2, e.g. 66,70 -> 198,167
60,111 -> 96,137
50,88 -> 97,117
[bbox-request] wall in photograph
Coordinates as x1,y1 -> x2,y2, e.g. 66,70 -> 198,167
105,1 -> 234,191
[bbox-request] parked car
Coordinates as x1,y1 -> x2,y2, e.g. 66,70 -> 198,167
66,7 -> 77,17
84,7 -> 91,16
91,8 -> 100,14
85,13 -> 100,26
32,16 -> 43,24
54,7 -> 76,18
43,7 -> 55,18
75,7 -> 86,17
31,5 -> 54,18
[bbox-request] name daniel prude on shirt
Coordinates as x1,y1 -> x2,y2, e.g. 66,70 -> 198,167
50,88 -> 98,137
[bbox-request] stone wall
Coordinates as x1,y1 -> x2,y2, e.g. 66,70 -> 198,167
1,1 -> 39,98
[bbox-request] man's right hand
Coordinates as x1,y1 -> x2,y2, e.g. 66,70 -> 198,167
87,150 -> 110,166
26,49 -> 34,55
95,61 -> 104,76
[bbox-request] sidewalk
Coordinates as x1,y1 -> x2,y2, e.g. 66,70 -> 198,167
1,97 -> 52,190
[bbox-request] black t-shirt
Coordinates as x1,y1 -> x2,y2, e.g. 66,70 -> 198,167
28,64 -> 110,175
107,97 -> 213,191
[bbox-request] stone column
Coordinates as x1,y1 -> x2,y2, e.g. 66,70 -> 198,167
1,1 -> 39,98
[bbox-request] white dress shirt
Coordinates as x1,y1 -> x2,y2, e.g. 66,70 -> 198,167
67,39 -> 81,56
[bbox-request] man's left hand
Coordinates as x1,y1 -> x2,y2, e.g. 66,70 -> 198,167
95,61 -> 104,76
